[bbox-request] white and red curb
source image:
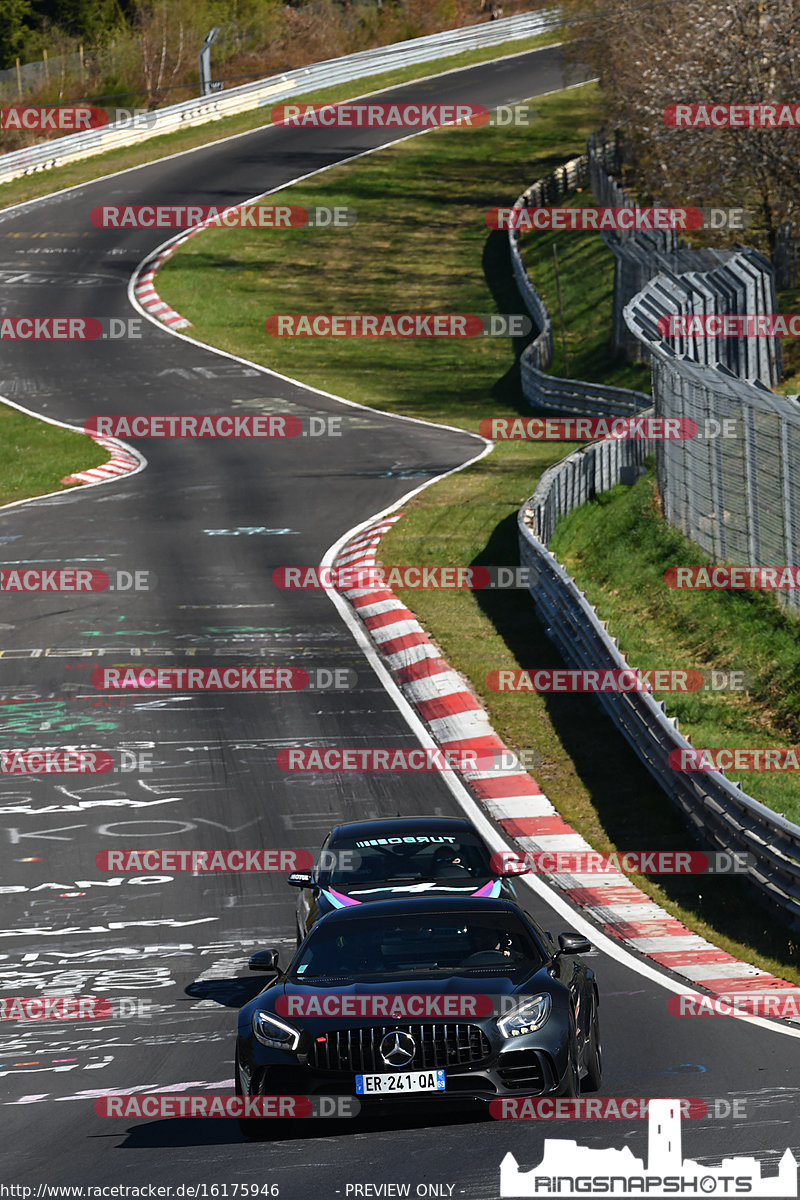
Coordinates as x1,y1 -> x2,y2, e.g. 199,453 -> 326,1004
132,201 -> 263,330
62,433 -> 142,485
333,514 -> 799,1006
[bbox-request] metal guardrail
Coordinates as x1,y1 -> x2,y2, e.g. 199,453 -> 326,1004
0,9 -> 560,187
519,482 -> 800,927
511,159 -> 800,924
508,144 -> 651,417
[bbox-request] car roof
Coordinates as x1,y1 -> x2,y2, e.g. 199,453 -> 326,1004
328,816 -> 480,841
314,895 -> 521,924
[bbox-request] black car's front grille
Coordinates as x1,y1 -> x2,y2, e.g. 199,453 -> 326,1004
496,1049 -> 547,1090
309,1024 -> 491,1072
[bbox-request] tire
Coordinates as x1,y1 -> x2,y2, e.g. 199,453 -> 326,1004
236,1061 -> 266,1141
582,995 -> 602,1093
558,1016 -> 580,1097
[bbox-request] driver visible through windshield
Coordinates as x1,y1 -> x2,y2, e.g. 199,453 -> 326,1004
319,832 -> 493,890
290,912 -> 546,980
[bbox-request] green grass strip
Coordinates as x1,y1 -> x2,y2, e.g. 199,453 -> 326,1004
0,403 -> 108,507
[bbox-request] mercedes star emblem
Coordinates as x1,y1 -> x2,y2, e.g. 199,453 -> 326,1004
379,1029 -> 416,1067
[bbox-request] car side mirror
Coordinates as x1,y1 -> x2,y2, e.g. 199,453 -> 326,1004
249,949 -> 280,972
555,932 -> 592,957
287,872 -> 313,888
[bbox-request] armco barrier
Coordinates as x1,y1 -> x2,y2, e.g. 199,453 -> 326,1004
508,142 -> 651,417
510,146 -> 800,926
517,429 -> 800,927
0,9 -> 559,186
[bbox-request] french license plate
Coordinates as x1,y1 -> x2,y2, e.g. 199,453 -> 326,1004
355,1070 -> 446,1095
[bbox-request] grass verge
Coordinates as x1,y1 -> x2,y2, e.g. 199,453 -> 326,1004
0,404 -> 108,507
156,80 -> 800,980
550,464 -> 800,820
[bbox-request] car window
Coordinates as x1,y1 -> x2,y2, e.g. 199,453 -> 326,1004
317,833 -> 493,888
290,912 -> 545,979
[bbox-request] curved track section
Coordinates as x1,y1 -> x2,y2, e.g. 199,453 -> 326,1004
0,45 -> 798,1196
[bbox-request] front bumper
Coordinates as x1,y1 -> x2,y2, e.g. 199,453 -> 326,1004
237,1038 -> 571,1104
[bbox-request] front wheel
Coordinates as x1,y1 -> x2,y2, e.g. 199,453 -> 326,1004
582,995 -> 602,1093
236,1060 -> 266,1141
558,1018 -> 580,1097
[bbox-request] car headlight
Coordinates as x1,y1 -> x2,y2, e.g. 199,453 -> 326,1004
497,993 -> 551,1038
252,1010 -> 301,1051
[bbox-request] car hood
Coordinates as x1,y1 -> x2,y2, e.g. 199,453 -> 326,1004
240,966 -> 558,1027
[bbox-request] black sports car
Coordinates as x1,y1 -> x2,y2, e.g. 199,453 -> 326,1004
288,816 -> 525,942
235,896 -> 601,1134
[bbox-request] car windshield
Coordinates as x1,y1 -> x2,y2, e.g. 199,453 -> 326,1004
319,832 -> 493,888
289,912 -> 545,980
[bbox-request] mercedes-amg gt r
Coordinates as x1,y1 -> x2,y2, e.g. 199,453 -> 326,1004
235,896 -> 601,1135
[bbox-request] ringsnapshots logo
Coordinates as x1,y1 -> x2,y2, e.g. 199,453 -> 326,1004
265,314 -> 530,337
497,1098 -> 797,1198
271,102 -> 535,128
486,668 -> 752,693
84,414 -> 341,438
91,204 -> 356,229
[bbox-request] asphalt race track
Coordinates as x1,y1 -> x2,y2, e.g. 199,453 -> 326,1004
0,43 -> 798,1196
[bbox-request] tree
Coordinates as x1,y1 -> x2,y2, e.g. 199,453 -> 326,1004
560,0 -> 800,253
0,0 -> 34,69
